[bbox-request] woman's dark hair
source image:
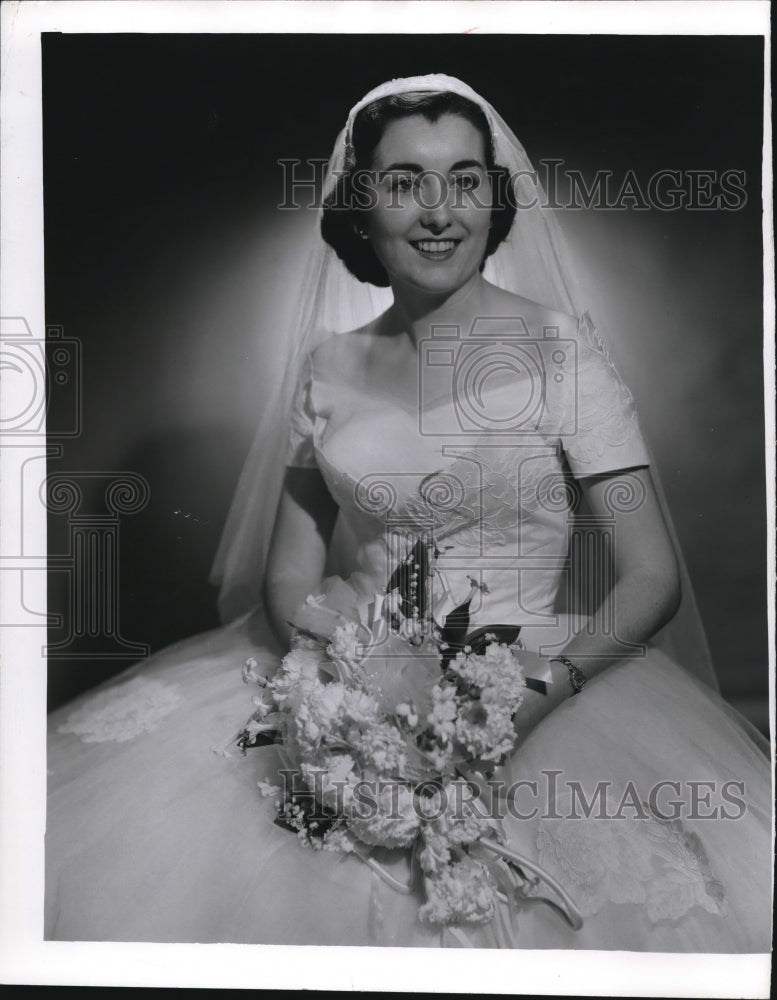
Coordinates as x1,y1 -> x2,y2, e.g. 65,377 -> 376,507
321,92 -> 517,286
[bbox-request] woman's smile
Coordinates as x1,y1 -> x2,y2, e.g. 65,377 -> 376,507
410,237 -> 461,260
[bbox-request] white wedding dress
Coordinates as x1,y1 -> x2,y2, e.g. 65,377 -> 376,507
45,314 -> 772,951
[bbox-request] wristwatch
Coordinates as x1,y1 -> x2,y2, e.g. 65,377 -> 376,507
550,655 -> 587,695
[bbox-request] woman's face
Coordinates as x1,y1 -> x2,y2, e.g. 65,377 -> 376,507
361,113 -> 494,299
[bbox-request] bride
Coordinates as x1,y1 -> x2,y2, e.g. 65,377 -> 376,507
45,75 -> 772,951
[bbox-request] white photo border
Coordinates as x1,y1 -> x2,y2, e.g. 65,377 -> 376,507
0,1 -> 773,994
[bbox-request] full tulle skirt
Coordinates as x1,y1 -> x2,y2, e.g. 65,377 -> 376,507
45,613 -> 772,951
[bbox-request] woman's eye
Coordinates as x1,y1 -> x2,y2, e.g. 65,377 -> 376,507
388,174 -> 415,192
453,174 -> 481,191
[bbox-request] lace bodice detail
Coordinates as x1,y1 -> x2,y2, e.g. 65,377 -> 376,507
287,311 -> 650,628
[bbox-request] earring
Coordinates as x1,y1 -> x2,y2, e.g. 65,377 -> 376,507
357,228 -> 369,240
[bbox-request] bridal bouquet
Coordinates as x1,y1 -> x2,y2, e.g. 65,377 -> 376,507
233,538 -> 549,927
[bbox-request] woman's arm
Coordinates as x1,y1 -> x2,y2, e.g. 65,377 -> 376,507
263,467 -> 339,649
515,465 -> 681,732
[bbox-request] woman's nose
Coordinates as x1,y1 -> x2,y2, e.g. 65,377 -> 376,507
418,172 -> 453,230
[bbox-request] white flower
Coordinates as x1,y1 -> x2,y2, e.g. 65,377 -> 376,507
301,753 -> 358,810
427,684 -> 458,743
418,833 -> 450,874
322,825 -> 357,854
448,644 -> 525,761
352,720 -> 407,774
342,688 -> 380,726
348,781 -> 420,848
243,715 -> 280,741
289,680 -> 346,755
292,705 -> 322,749
311,681 -> 346,727
396,702 -> 419,728
251,694 -> 273,718
415,779 -> 494,878
419,857 -> 497,925
455,702 -> 514,762
327,621 -> 364,680
257,779 -> 282,798
269,647 -> 322,706
426,744 -> 454,773
242,656 -> 265,684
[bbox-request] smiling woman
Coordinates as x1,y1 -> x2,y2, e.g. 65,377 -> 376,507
352,115 -> 495,298
44,73 -> 772,953
321,91 -> 515,290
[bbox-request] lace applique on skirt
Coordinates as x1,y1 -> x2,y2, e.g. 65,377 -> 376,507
535,790 -> 727,924
57,676 -> 182,743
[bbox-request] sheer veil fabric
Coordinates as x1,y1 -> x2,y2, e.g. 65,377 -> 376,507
210,74 -> 717,689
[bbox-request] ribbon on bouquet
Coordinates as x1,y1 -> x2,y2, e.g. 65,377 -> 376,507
348,827 -> 584,933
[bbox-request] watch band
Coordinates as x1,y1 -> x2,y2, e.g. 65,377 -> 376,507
550,655 -> 587,695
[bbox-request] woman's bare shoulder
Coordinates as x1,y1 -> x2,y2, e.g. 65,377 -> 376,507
309,310 -> 394,368
482,283 -> 579,337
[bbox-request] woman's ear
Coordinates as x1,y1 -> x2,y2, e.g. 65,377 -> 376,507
352,220 -> 369,240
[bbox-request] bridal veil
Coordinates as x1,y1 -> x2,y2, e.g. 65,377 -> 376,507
209,74 -> 717,689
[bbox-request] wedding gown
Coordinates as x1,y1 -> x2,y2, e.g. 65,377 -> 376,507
45,314 -> 773,951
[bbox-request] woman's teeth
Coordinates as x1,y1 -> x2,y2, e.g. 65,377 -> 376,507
412,240 -> 457,252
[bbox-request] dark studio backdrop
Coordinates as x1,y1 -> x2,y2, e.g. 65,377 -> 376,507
42,34 -> 768,732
